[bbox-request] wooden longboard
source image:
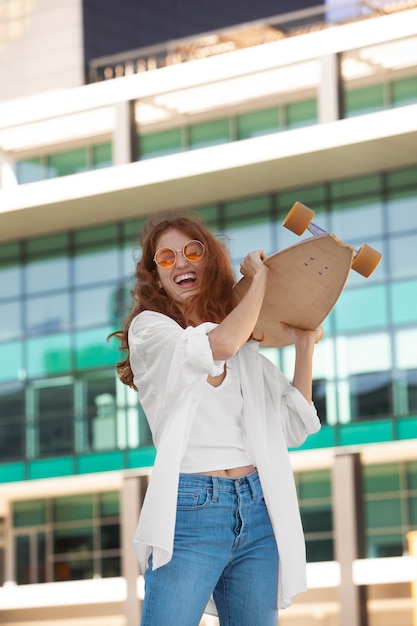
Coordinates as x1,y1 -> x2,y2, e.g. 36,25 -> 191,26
233,233 -> 354,347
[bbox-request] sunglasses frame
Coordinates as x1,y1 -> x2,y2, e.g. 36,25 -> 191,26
153,239 -> 205,268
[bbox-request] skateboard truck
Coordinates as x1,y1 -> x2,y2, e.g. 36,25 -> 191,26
283,202 -> 382,278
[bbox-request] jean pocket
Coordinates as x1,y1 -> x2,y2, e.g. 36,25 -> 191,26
176,486 -> 211,510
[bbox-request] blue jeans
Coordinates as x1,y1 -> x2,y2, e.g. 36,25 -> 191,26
140,470 -> 279,626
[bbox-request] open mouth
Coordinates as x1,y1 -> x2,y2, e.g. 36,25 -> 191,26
174,272 -> 197,287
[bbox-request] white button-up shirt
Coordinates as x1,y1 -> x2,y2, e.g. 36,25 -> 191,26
129,310 -> 321,610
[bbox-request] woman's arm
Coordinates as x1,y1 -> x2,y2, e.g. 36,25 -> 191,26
280,322 -> 324,402
208,251 -> 269,361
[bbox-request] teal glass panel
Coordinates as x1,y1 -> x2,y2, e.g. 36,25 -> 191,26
407,461 -> 417,489
75,327 -> 119,369
0,241 -> 19,260
391,280 -> 417,325
278,185 -> 327,211
298,469 -> 332,499
26,293 -> 70,334
363,463 -> 400,493
122,218 -> 146,239
25,254 -> 69,294
53,494 -> 93,522
73,245 -> 119,286
392,76 -> 417,107
27,333 -> 72,377
27,233 -> 69,255
409,496 -> 417,525
331,174 -> 382,200
78,450 -> 124,473
13,499 -> 46,527
100,491 -> 119,517
16,157 -> 44,184
387,166 -> 417,190
306,538 -> 334,562
0,462 -> 24,483
92,142 -> 112,168
194,205 -> 219,226
366,532 -> 403,558
75,285 -> 120,328
389,234 -> 417,280
189,118 -> 230,149
28,457 -> 74,480
0,300 -> 21,340
74,224 -> 118,246
365,497 -> 402,528
345,84 -> 385,117
236,107 -> 280,139
330,195 -> 383,241
139,128 -> 183,159
223,196 -> 272,260
334,285 -> 387,332
47,148 -> 88,178
0,260 -> 21,298
387,188 -> 417,233
286,98 -> 317,128
0,341 -> 23,382
0,381 -> 25,461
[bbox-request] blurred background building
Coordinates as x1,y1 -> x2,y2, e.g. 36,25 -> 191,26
0,1 -> 417,625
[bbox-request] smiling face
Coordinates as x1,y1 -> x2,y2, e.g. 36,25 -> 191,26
154,228 -> 205,307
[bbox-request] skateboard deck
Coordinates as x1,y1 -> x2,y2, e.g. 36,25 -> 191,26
233,233 -> 354,347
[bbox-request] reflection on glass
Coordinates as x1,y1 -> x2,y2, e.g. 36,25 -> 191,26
0,300 -> 21,340
26,293 -> 70,334
27,334 -> 72,377
25,255 -> 69,294
75,285 -> 120,328
53,526 -> 93,553
73,247 -> 119,286
389,234 -> 417,280
0,263 -> 20,298
349,371 -> 392,420
53,557 -> 93,581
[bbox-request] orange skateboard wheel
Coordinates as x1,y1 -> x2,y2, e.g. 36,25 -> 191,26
283,202 -> 315,236
351,244 -> 382,277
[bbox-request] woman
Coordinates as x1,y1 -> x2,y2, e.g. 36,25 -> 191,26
114,213 -> 323,626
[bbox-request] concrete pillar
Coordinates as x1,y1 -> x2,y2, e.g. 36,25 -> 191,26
318,53 -> 344,124
121,475 -> 145,626
332,453 -> 368,626
0,152 -> 18,189
113,100 -> 137,166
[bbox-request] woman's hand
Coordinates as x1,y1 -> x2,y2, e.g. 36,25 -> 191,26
279,322 -> 324,347
240,251 -> 269,280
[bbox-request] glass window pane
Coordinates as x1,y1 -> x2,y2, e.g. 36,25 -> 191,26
25,254 -> 69,294
286,98 -> 317,128
53,494 -> 93,522
75,327 -> 119,370
306,538 -> 334,562
27,233 -> 69,255
334,285 -> 387,332
53,526 -> 93,553
330,195 -> 383,240
300,504 -> 333,532
392,76 -> 417,107
73,246 -> 119,286
409,496 -> 417,525
396,329 -> 417,369
237,107 -> 280,140
189,118 -> 230,149
387,189 -> 417,233
0,261 -> 21,298
92,142 -> 112,169
13,500 -> 47,527
47,148 -> 87,178
389,234 -> 417,280
366,533 -> 403,558
101,556 -> 121,577
407,461 -> 417,490
391,280 -> 417,325
139,128 -> 183,159
38,383 -> 74,455
0,300 -> 21,340
100,523 -> 120,550
54,557 -> 93,581
100,492 -> 119,517
87,374 -> 117,451
363,464 -> 400,493
15,535 -> 30,584
75,285 -> 120,328
27,334 -> 72,377
0,382 -> 25,461
16,158 -> 44,184
0,341 -> 23,382
345,84 -> 385,117
350,372 -> 393,420
365,498 -> 402,528
26,293 -> 70,334
298,470 -> 332,499
74,225 -> 118,246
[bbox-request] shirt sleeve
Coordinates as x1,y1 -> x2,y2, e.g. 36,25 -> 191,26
128,311 -> 225,442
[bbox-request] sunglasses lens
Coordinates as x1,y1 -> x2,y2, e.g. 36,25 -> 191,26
155,248 -> 176,267
184,240 -> 204,261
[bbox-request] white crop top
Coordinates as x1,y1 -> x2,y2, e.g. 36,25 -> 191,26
180,360 -> 254,473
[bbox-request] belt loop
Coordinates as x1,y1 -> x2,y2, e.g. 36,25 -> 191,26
247,471 -> 257,501
211,476 -> 219,502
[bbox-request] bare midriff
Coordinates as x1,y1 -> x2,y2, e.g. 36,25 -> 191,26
198,465 -> 256,478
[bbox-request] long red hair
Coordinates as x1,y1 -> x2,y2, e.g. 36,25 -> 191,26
112,212 -> 237,389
